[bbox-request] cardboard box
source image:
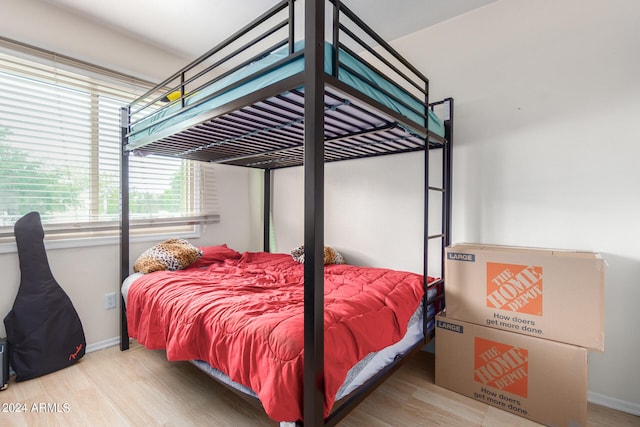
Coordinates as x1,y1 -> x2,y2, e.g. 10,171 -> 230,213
445,243 -> 605,351
435,313 -> 588,426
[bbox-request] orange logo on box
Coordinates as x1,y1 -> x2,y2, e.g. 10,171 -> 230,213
486,262 -> 543,316
474,337 -> 529,398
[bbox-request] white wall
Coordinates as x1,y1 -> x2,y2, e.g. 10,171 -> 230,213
271,150 -> 446,278
393,0 -> 639,413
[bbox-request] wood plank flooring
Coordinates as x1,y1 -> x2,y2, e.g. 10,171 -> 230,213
1,342 -> 638,426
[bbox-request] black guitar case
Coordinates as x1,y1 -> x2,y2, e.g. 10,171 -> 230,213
3,212 -> 86,381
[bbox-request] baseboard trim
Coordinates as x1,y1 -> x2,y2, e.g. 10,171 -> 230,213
86,337 -> 120,354
588,391 -> 640,416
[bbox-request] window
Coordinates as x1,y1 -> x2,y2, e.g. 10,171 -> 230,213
0,39 -> 218,245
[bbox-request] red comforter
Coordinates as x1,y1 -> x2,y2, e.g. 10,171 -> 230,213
127,251 -> 424,422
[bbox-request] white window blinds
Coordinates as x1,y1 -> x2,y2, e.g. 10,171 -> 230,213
0,38 -> 218,242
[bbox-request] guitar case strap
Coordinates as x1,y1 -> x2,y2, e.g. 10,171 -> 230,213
3,212 -> 86,381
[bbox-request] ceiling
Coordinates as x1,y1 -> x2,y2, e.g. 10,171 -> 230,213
39,0 -> 498,59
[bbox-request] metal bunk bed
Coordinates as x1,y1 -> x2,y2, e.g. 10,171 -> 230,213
119,0 -> 453,425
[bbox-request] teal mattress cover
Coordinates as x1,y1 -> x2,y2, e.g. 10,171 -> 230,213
129,42 -> 444,146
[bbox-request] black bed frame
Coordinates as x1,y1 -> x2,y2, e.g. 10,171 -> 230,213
119,1 -> 453,425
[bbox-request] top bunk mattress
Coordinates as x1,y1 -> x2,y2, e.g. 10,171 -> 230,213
127,41 -> 444,150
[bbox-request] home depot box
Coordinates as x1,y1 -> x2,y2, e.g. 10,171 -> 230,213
435,313 -> 588,426
445,243 -> 605,351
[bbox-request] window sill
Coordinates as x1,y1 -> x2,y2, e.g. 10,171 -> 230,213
0,215 -> 220,254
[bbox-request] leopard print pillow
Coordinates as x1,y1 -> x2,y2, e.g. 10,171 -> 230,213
133,238 -> 203,274
291,245 -> 345,265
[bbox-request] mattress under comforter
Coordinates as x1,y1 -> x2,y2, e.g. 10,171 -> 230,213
126,251 -> 424,422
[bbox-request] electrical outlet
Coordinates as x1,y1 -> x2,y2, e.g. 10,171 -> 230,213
104,292 -> 117,310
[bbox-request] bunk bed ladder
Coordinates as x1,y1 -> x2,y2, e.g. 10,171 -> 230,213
443,98 -> 454,268
425,98 -> 453,340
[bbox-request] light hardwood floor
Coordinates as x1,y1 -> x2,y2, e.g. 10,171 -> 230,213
1,342 -> 638,426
